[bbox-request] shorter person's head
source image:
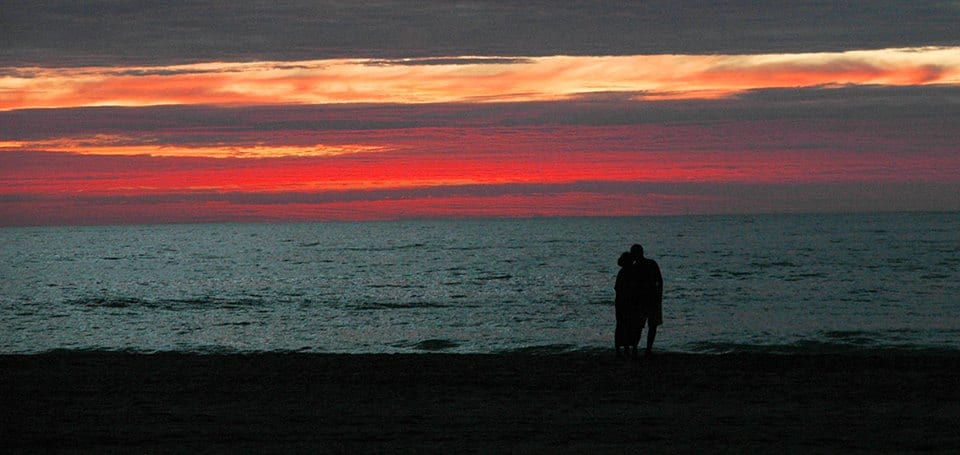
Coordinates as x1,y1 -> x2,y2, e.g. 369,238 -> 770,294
630,244 -> 644,259
618,252 -> 633,268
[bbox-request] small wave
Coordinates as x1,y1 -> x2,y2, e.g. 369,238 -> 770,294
359,301 -> 453,310
344,243 -> 426,252
499,344 -> 581,354
67,296 -> 268,310
477,274 -> 512,281
69,297 -> 144,308
213,321 -> 256,327
443,246 -> 486,251
708,270 -> 754,280
168,297 -> 216,306
367,283 -> 425,289
821,330 -> 878,345
784,272 -> 826,281
411,339 -> 459,351
920,273 -> 953,280
749,260 -> 797,268
38,346 -> 280,355
208,298 -> 268,309
684,340 -> 960,356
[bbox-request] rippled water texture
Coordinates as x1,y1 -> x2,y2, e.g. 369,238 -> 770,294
2,213 -> 958,353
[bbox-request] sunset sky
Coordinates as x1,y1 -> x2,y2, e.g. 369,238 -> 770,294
2,1 -> 958,225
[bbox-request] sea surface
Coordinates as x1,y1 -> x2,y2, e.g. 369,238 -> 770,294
1,213 -> 958,354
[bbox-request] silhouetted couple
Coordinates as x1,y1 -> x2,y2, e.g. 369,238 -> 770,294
614,244 -> 663,360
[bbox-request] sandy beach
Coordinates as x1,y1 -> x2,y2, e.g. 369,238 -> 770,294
2,352 -> 958,453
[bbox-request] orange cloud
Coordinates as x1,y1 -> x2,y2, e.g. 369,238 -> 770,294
0,137 -> 387,158
2,48 -> 958,110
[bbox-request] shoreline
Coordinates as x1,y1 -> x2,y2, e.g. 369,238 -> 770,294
3,352 -> 959,452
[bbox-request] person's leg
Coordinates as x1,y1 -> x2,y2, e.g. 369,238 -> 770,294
634,316 -> 647,360
645,323 -> 657,356
615,310 -> 625,359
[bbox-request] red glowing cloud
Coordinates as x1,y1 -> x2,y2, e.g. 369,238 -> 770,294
3,114 -> 958,225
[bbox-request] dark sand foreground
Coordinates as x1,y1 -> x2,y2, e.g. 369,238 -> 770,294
2,352 -> 958,453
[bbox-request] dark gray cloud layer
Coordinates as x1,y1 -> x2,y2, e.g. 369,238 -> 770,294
4,180 -> 958,226
2,1 -> 958,66
3,86 -> 958,140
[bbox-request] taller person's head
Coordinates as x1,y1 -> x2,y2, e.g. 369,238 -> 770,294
630,244 -> 644,259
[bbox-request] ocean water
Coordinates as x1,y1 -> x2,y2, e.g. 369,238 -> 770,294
1,213 -> 958,354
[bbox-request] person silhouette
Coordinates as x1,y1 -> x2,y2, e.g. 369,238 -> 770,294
630,244 -> 663,357
613,251 -> 640,359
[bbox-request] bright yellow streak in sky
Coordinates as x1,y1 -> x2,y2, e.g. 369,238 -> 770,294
1,47 -> 958,110
0,137 -> 388,158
